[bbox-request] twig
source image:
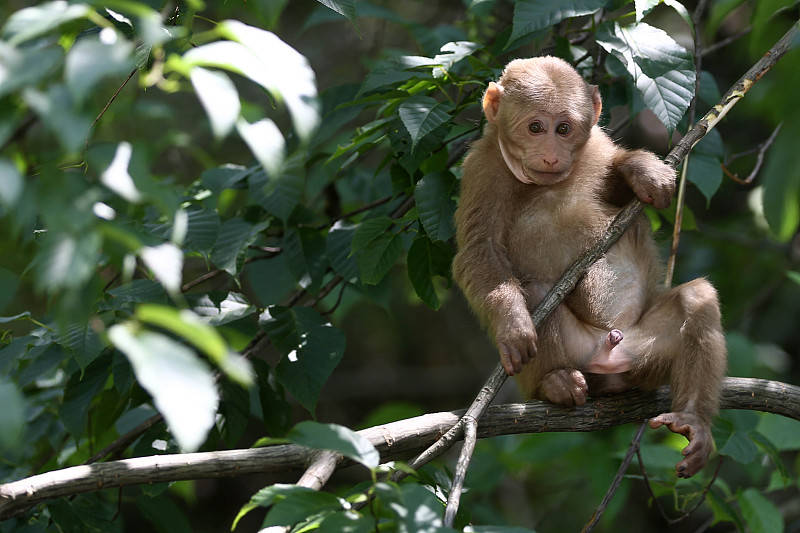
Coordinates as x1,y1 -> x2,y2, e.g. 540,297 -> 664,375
637,450 -> 724,524
665,0 -> 708,287
316,195 -> 396,230
1,377 -> 796,519
0,114 -> 37,154
701,26 -> 752,57
722,122 -> 782,185
84,413 -> 163,465
581,421 -> 648,533
443,415 -> 477,527
84,69 -> 138,153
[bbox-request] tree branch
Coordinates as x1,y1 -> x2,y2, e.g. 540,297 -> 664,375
0,377 -> 797,520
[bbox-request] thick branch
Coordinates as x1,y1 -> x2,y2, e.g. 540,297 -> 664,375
0,377 -> 796,519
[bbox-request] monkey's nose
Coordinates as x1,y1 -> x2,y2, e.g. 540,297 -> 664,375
543,158 -> 558,166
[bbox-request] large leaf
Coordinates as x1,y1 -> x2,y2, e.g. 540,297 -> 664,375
190,67 -> 240,139
2,1 -> 90,45
109,324 -> 219,452
398,96 -> 451,151
236,117 -> 285,177
356,232 -> 404,285
34,232 -> 102,293
315,0 -> 356,22
762,122 -> 800,241
209,218 -> 266,276
65,36 -> 134,105
283,227 -> 329,295
510,0 -> 608,44
140,243 -> 183,295
185,21 -> 319,141
740,488 -> 784,533
58,321 -> 105,371
0,157 -> 23,207
407,236 -> 453,310
101,142 -> 143,203
261,306 -> 345,414
327,221 -> 360,280
596,21 -> 694,133
234,484 -> 341,530
60,356 -> 111,439
414,171 -> 456,242
23,85 -> 91,154
0,379 -> 25,453
0,43 -> 63,99
686,153 -> 722,205
288,421 -> 380,468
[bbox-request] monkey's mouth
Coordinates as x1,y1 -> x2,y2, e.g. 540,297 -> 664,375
523,167 -> 567,184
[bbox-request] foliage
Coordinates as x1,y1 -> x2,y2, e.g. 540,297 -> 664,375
0,0 -> 799,532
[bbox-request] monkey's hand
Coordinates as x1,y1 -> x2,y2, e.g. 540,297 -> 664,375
539,368 -> 588,406
649,412 -> 713,478
494,313 -> 537,375
615,150 -> 675,209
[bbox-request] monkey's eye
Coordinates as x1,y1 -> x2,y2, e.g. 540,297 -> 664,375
556,122 -> 571,136
528,121 -> 544,134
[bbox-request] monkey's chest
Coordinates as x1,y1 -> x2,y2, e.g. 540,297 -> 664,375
509,206 -> 647,328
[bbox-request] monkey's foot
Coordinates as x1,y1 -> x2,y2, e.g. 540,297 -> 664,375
584,329 -> 632,374
539,368 -> 587,407
649,412 -> 713,478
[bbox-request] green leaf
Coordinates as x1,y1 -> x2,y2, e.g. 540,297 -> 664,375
184,207 -> 221,253
414,171 -> 457,242
467,527 -> 536,533
0,43 -> 63,99
236,117 -> 285,177
288,421 -> 380,468
596,21 -> 694,133
101,142 -> 143,203
315,0 -> 356,22
34,232 -> 102,293
749,431 -> 791,480
137,495 -> 193,533
60,356 -> 111,439
687,153 -> 722,205
108,324 -> 219,452
352,216 -> 393,252
190,67 -> 241,139
261,307 -> 345,414
234,484 -> 341,530
786,271 -> 800,286
713,413 -> 760,464
762,122 -> 800,241
246,255 -> 297,307
356,232 -> 404,285
0,379 -> 25,453
191,292 -> 256,326
210,218 -> 265,276
135,304 -> 253,386
407,236 -> 452,310
318,511 -> 375,533
2,1 -> 90,45
327,221 -> 360,280
65,36 -> 134,105
740,488 -> 784,533
398,96 -> 451,151
0,158 -> 23,208
106,279 -> 167,309
510,0 -> 608,44
23,85 -> 91,154
283,227 -> 329,295
0,266 -> 18,313
59,322 -> 105,371
140,243 -> 183,295
190,20 -> 320,140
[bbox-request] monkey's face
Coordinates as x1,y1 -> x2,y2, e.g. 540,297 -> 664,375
496,107 -> 591,186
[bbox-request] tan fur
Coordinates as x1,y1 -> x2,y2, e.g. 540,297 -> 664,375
453,56 -> 727,478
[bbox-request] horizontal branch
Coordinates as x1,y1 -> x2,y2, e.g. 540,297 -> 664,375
1,377 -> 797,519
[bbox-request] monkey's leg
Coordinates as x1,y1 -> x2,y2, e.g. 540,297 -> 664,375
620,278 -> 727,477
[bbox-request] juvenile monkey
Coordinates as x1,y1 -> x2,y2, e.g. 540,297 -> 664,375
453,56 -> 726,478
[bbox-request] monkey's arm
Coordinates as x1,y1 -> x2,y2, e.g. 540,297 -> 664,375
612,149 -> 675,209
452,174 -> 536,376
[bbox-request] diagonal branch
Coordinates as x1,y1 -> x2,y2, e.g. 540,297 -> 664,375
0,377 -> 797,520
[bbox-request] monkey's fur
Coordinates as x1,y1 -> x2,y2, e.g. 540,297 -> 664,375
453,57 -> 726,477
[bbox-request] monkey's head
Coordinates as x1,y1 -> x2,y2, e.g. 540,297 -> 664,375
482,56 -> 602,186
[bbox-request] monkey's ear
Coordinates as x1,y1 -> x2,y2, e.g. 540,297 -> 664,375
590,85 -> 602,125
482,82 -> 504,123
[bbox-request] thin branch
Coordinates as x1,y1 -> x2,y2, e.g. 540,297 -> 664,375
722,122 -> 782,185
701,26 -> 752,57
443,416 -> 477,527
84,69 -> 138,153
1,377 -> 796,519
665,0 -> 708,287
581,421 -> 648,533
637,449 -> 724,524
84,414 -> 163,465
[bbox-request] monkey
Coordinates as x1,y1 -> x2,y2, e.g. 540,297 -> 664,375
452,56 -> 726,478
